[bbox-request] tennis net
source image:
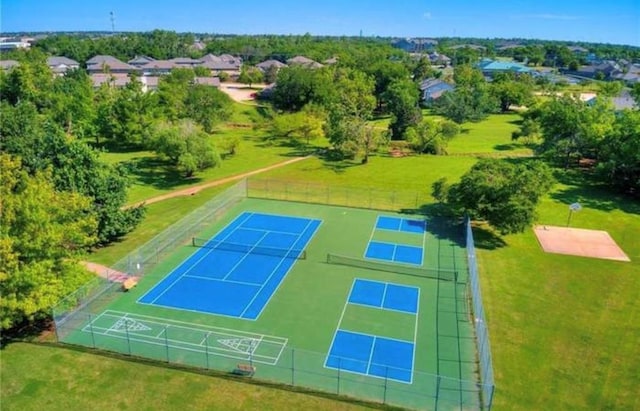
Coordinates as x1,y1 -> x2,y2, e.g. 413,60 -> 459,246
192,237 -> 307,259
326,253 -> 457,281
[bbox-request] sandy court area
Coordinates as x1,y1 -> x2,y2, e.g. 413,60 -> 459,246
219,82 -> 266,102
533,225 -> 630,262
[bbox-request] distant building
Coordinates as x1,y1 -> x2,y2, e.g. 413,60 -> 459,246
392,38 -> 438,53
477,58 -> 534,77
47,56 -> 80,75
256,59 -> 287,72
0,40 -> 30,52
128,55 -> 156,67
0,59 -> 20,70
286,56 -> 323,68
86,55 -> 138,74
419,78 -> 454,103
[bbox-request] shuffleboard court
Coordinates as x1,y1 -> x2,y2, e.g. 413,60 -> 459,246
138,212 -> 322,319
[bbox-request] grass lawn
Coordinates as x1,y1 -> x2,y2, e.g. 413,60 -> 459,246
97,103 -> 305,204
447,114 -> 533,156
0,342 -> 372,411
11,112 -> 637,410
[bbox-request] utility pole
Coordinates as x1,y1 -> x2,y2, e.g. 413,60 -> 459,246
110,11 -> 115,34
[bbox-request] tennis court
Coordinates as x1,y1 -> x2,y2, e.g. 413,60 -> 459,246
365,215 -> 426,265
138,211 -> 321,320
55,187 -> 485,410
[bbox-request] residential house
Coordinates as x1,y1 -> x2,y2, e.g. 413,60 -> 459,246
140,75 -> 160,92
585,90 -> 637,111
86,55 -> 138,74
200,59 -> 241,77
612,63 -> 640,86
419,78 -> 454,103
392,38 -> 438,53
256,59 -> 287,72
47,56 -> 80,75
128,55 -> 156,67
286,56 -> 323,68
568,46 -> 589,54
90,73 -> 132,88
0,59 -> 19,70
477,58 -> 534,78
563,61 -> 619,80
218,54 -> 242,67
428,52 -> 451,67
0,38 -> 30,52
140,60 -> 180,76
449,44 -> 487,52
169,57 -> 203,68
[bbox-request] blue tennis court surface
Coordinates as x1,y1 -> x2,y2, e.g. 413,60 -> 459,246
365,241 -> 423,265
376,216 -> 426,233
138,212 -> 321,320
348,279 -> 419,314
325,279 -> 419,383
326,330 -> 414,383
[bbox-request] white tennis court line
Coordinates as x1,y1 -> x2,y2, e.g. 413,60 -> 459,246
82,310 -> 288,365
221,231 -> 270,281
240,218 -> 320,319
138,212 -> 254,305
183,274 -> 260,287
365,335 -> 377,375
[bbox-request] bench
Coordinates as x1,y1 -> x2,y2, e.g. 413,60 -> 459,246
233,363 -> 256,377
122,277 -> 138,291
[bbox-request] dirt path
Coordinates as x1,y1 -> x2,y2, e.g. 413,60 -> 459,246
82,261 -> 129,282
127,155 -> 310,208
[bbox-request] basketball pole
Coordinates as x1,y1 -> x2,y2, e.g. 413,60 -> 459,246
566,209 -> 573,227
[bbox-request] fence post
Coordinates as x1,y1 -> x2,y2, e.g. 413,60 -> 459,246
88,313 -> 96,348
435,374 -> 441,411
164,326 -> 169,362
383,366 -> 388,404
291,348 -> 295,386
337,361 -> 341,396
125,320 -> 131,355
205,332 -> 210,369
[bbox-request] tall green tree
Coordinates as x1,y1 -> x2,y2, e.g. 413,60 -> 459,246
490,72 -> 534,112
47,69 -> 96,138
0,154 -> 96,330
237,65 -> 263,87
440,159 -> 555,234
405,118 -> 460,154
185,85 -> 233,133
151,120 -> 222,177
597,110 -> 640,196
383,78 -> 422,139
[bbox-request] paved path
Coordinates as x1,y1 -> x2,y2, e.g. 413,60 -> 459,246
82,261 -> 129,282
127,155 -> 311,208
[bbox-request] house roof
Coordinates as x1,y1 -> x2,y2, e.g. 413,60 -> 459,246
90,73 -> 131,88
128,55 -> 156,65
141,76 -> 160,88
256,59 -> 287,70
47,56 -> 79,67
478,59 -> 532,73
568,46 -> 589,53
200,60 -> 238,70
140,60 -> 180,70
450,44 -> 486,50
0,60 -> 20,70
201,53 -> 222,62
287,56 -> 321,66
420,78 -> 454,92
169,57 -> 202,65
86,55 -> 137,72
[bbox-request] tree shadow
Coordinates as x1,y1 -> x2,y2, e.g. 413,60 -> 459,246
122,157 -> 203,190
493,143 -> 521,151
551,169 -> 640,215
469,224 -> 508,250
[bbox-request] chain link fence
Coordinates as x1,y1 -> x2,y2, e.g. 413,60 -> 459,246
52,178 -> 495,410
466,217 -> 496,410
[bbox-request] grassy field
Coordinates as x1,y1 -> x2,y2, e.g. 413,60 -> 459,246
0,342 -> 372,411
98,103 -> 305,204
5,113 -> 639,410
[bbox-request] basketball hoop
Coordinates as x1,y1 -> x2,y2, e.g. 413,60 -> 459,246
567,202 -> 582,227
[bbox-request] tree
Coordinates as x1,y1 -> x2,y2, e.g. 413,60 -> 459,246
47,69 -> 96,138
362,60 -> 410,111
597,110 -> 640,196
270,105 -> 325,149
0,154 -> 96,330
383,78 -> 422,139
435,65 -> 498,123
441,159 -> 555,234
405,118 -> 460,154
631,83 -> 640,105
490,72 -> 534,112
151,120 -> 221,177
272,66 -> 334,111
185,85 -> 233,133
237,65 -> 263,87
263,65 -> 279,84
598,81 -> 623,97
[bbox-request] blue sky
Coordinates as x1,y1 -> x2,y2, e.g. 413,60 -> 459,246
2,0 -> 639,46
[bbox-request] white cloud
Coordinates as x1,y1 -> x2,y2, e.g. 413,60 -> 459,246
423,12 -> 432,20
